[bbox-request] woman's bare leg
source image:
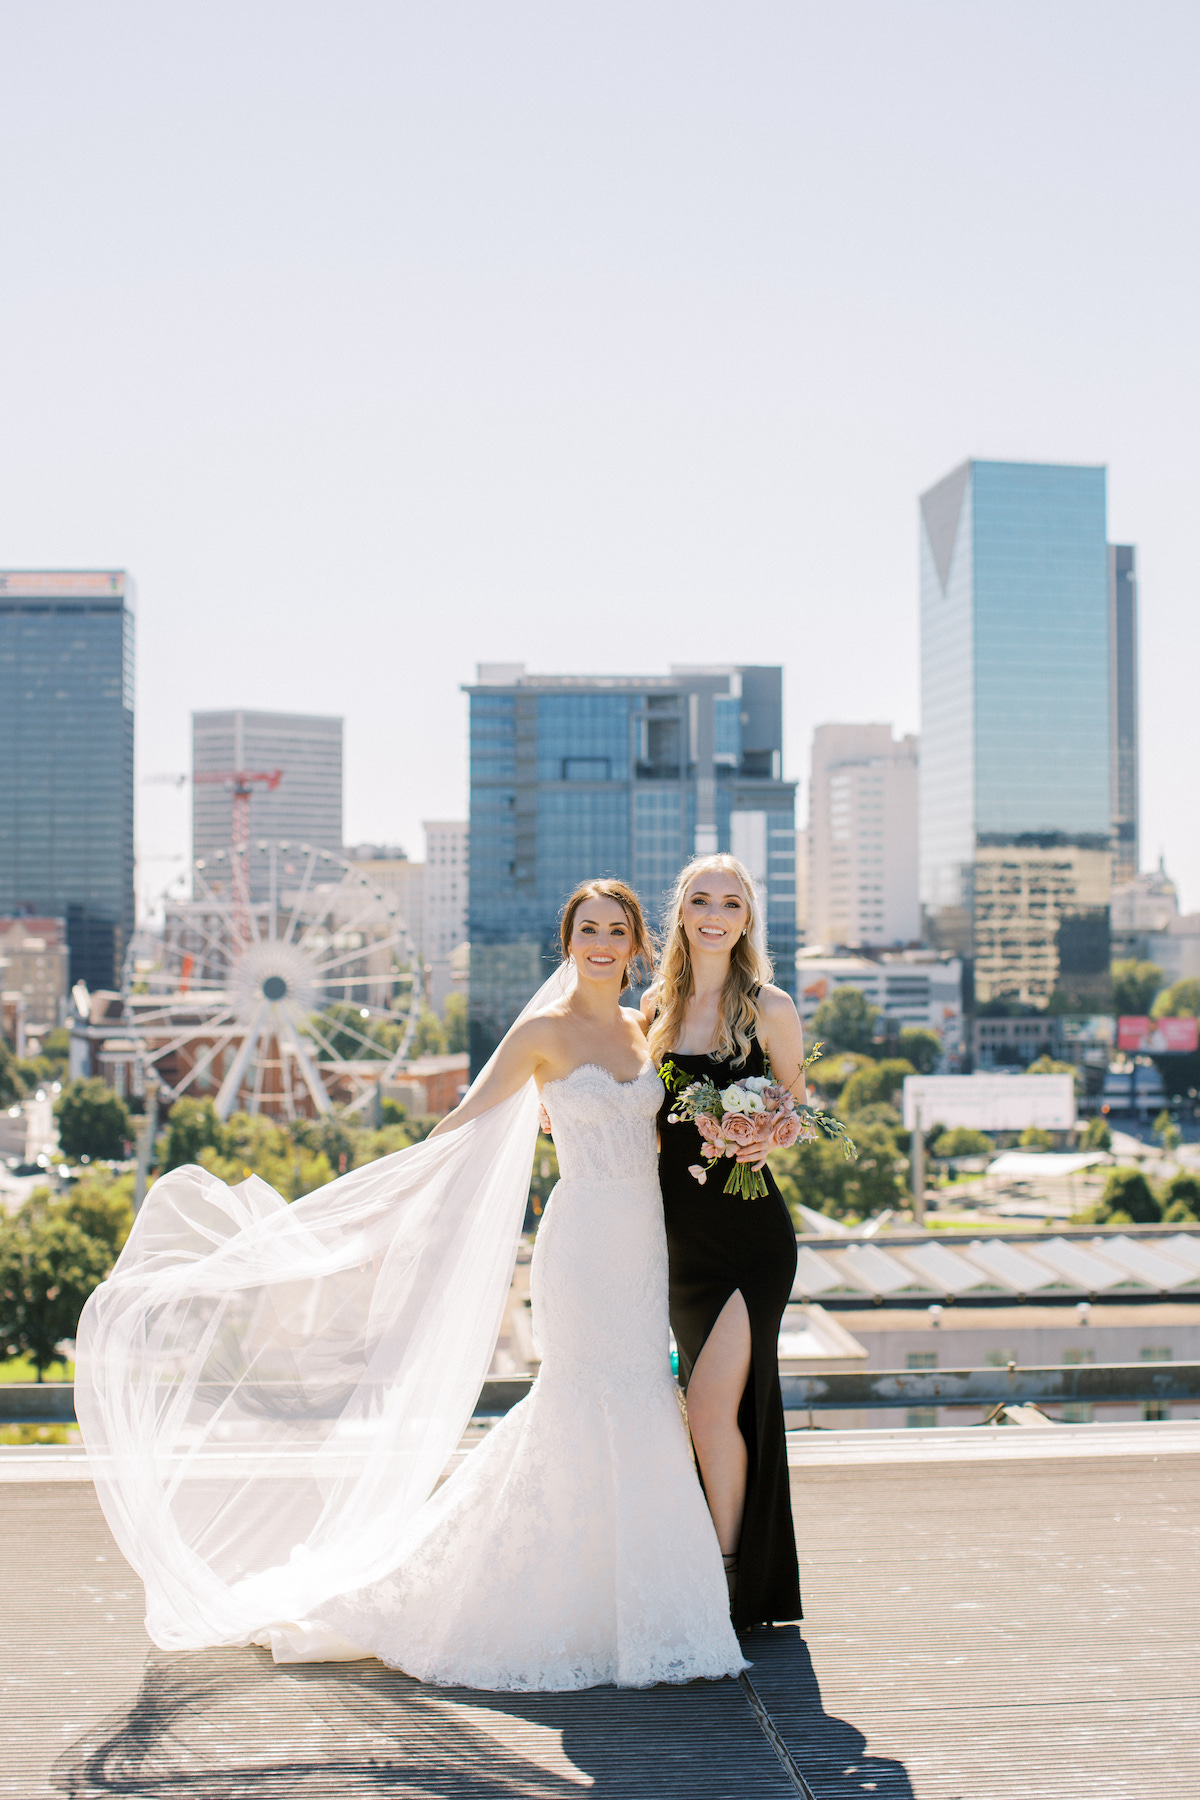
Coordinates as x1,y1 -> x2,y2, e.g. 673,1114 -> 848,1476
684,1289 -> 752,1556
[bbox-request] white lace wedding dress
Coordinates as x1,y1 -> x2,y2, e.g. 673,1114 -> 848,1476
265,1060 -> 746,1690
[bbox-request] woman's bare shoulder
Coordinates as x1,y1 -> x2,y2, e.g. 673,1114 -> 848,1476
505,1009 -> 571,1058
638,985 -> 659,1025
756,983 -> 800,1023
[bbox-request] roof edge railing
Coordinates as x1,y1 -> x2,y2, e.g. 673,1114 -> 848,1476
3,1365 -> 1198,1426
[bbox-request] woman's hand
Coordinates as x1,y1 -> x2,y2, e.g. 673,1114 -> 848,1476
734,1144 -> 770,1170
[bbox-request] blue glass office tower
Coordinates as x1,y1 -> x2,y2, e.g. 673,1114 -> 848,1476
0,571 -> 135,991
919,462 -> 1113,1007
467,665 -> 797,1072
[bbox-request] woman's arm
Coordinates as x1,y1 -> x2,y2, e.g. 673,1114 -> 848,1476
428,1017 -> 550,1138
757,985 -> 809,1103
734,986 -> 809,1169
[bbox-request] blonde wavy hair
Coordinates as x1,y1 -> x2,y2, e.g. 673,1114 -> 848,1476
646,854 -> 773,1068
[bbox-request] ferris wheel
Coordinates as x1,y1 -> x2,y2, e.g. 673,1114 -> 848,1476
122,840 -> 422,1120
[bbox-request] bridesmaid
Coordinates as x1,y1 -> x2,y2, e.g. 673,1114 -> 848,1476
642,854 -> 806,1630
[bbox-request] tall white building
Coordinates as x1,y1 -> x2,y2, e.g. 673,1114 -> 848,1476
807,724 -> 918,949
424,820 -> 468,1010
192,710 -> 343,900
348,846 -> 425,967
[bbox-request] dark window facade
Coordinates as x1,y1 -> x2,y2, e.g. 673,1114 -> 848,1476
467,667 -> 797,1074
0,576 -> 135,989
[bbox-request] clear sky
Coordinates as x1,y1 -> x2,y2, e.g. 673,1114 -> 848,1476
2,2 -> 1197,913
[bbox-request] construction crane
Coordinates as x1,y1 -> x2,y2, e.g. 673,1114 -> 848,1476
146,768 -> 283,947
192,770 -> 283,947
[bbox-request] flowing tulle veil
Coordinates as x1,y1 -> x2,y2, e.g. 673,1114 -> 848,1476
76,962 -> 573,1651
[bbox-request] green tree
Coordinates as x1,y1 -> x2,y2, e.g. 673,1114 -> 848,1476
443,990 -> 468,1054
54,1079 -> 133,1162
1161,1171 -> 1200,1223
1095,1165 -> 1161,1225
1025,1054 -> 1083,1097
807,1050 -> 875,1101
1151,978 -> 1200,1020
842,1102 -> 903,1136
56,1172 -> 134,1255
0,1204 -> 114,1378
842,1058 -> 916,1115
1111,959 -> 1164,1017
315,1005 -> 404,1061
0,1037 -> 25,1107
1080,1117 -> 1112,1151
808,987 -> 880,1056
350,1122 -> 420,1165
1153,1109 -> 1181,1155
772,1122 -> 907,1223
1019,1126 -> 1054,1151
293,1114 -> 358,1176
201,1113 -> 334,1199
161,1097 -> 231,1172
933,1126 -> 994,1159
409,1008 -> 447,1058
897,1027 -> 943,1075
38,1027 -> 71,1073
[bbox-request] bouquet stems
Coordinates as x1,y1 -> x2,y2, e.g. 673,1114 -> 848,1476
721,1159 -> 769,1201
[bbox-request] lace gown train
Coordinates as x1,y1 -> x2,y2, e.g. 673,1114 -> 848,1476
265,1061 -> 745,1691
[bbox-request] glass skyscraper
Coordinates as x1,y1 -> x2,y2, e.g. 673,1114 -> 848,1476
0,571 -> 135,990
919,461 -> 1115,1007
1109,545 -> 1139,886
467,664 -> 797,1072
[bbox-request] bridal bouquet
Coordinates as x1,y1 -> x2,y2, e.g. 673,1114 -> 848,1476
659,1049 -> 857,1200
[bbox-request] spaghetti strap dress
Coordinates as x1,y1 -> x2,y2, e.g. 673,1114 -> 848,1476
657,1034 -> 802,1630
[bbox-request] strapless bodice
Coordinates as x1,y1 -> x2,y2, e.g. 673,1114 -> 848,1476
540,1061 -> 664,1183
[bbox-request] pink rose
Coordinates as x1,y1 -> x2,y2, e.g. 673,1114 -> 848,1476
695,1113 -> 724,1149
771,1112 -> 802,1148
720,1112 -> 759,1149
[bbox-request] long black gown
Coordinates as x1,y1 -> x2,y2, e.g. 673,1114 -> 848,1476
658,1035 -> 802,1631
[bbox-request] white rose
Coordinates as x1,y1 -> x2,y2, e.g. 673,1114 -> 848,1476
743,1076 -> 770,1094
720,1084 -> 763,1114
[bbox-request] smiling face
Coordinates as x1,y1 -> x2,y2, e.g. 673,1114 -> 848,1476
567,895 -> 636,986
680,871 -> 750,965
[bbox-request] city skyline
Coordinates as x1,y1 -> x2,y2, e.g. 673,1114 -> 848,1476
0,9 -> 1194,915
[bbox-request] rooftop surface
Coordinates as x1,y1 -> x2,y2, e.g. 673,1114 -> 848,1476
4,1431 -> 1197,1798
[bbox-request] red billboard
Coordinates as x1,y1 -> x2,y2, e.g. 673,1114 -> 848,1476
1117,1016 -> 1199,1053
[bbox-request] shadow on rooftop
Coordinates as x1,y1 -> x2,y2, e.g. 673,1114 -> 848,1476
742,1626 -> 915,1798
52,1631 -> 912,1798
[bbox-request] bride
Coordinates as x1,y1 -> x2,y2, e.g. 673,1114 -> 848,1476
76,878 -> 744,1693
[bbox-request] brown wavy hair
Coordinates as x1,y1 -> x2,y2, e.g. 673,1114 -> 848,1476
646,854 -> 773,1067
559,879 -> 655,993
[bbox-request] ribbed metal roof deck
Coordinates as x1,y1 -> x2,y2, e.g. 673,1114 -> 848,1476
790,1226 -> 1200,1307
4,1430 -> 1196,1798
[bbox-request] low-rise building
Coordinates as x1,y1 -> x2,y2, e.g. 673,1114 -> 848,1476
787,1224 -> 1200,1429
0,917 -> 70,1034
1111,864 -> 1200,986
796,948 -> 963,1052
